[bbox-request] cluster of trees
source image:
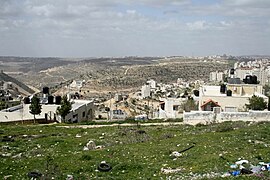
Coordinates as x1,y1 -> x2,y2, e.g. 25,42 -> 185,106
245,95 -> 268,111
29,95 -> 73,122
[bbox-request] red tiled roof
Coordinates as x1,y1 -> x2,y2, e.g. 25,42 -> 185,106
201,99 -> 220,107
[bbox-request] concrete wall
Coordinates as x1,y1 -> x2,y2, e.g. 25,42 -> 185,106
227,84 -> 263,95
65,101 -> 94,123
159,98 -> 184,119
184,110 -> 270,125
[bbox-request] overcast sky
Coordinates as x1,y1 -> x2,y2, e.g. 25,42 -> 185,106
0,0 -> 270,57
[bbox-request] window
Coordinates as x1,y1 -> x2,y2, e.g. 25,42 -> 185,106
173,105 -> 179,111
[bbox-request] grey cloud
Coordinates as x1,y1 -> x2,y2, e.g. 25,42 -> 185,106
0,0 -> 269,57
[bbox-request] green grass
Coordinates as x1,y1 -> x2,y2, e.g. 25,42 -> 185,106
1,121 -> 270,179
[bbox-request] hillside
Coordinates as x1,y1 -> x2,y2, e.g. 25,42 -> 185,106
0,71 -> 34,95
1,121 -> 270,179
13,58 -> 229,96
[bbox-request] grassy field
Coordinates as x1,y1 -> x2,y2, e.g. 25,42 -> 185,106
1,121 -> 270,179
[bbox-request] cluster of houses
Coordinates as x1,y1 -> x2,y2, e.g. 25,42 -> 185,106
0,86 -> 95,124
136,60 -> 270,124
2,59 -> 270,124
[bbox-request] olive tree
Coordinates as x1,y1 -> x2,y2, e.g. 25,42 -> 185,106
245,95 -> 267,110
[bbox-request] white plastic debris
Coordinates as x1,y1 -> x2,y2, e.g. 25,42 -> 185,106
235,160 -> 249,165
161,167 -> 183,174
170,151 -> 182,158
66,175 -> 73,180
221,172 -> 231,178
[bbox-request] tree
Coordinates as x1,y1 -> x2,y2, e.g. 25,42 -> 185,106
29,95 -> 42,123
245,95 -> 267,110
56,95 -> 73,122
181,98 -> 198,112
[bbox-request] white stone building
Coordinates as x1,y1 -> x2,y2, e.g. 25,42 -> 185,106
158,98 -> 184,119
141,84 -> 151,98
199,84 -> 268,112
209,71 -> 225,82
0,100 -> 95,123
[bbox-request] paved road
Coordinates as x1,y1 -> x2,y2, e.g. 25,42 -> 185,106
58,122 -> 184,129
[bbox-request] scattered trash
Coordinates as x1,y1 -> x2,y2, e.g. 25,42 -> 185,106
95,145 -> 104,149
231,170 -> 240,176
66,174 -> 73,180
170,143 -> 195,158
75,134 -> 81,138
2,153 -> 12,157
1,136 -> 14,142
97,161 -> 112,172
3,175 -> 12,180
251,165 -> 261,173
2,145 -> 10,150
235,160 -> 249,165
83,140 -> 104,151
178,143 -> 196,154
222,158 -> 270,178
12,153 -> 22,159
240,168 -> 253,174
221,172 -> 231,177
161,167 -> 183,174
170,151 -> 182,158
27,171 -> 42,179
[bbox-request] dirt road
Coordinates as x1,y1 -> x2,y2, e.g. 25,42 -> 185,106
57,122 -> 184,129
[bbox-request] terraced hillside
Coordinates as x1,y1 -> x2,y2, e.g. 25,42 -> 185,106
13,58 -> 229,95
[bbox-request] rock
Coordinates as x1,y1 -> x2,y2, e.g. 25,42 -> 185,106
85,140 -> 96,150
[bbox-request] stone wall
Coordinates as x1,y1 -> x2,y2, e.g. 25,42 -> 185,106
184,110 -> 270,125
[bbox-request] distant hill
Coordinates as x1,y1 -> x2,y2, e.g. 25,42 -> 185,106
0,71 -> 34,95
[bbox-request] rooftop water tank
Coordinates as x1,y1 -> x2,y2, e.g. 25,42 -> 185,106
220,84 -> 226,94
55,96 -> 61,105
48,95 -> 54,104
227,90 -> 232,96
43,87 -> 49,94
23,97 -> 30,104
